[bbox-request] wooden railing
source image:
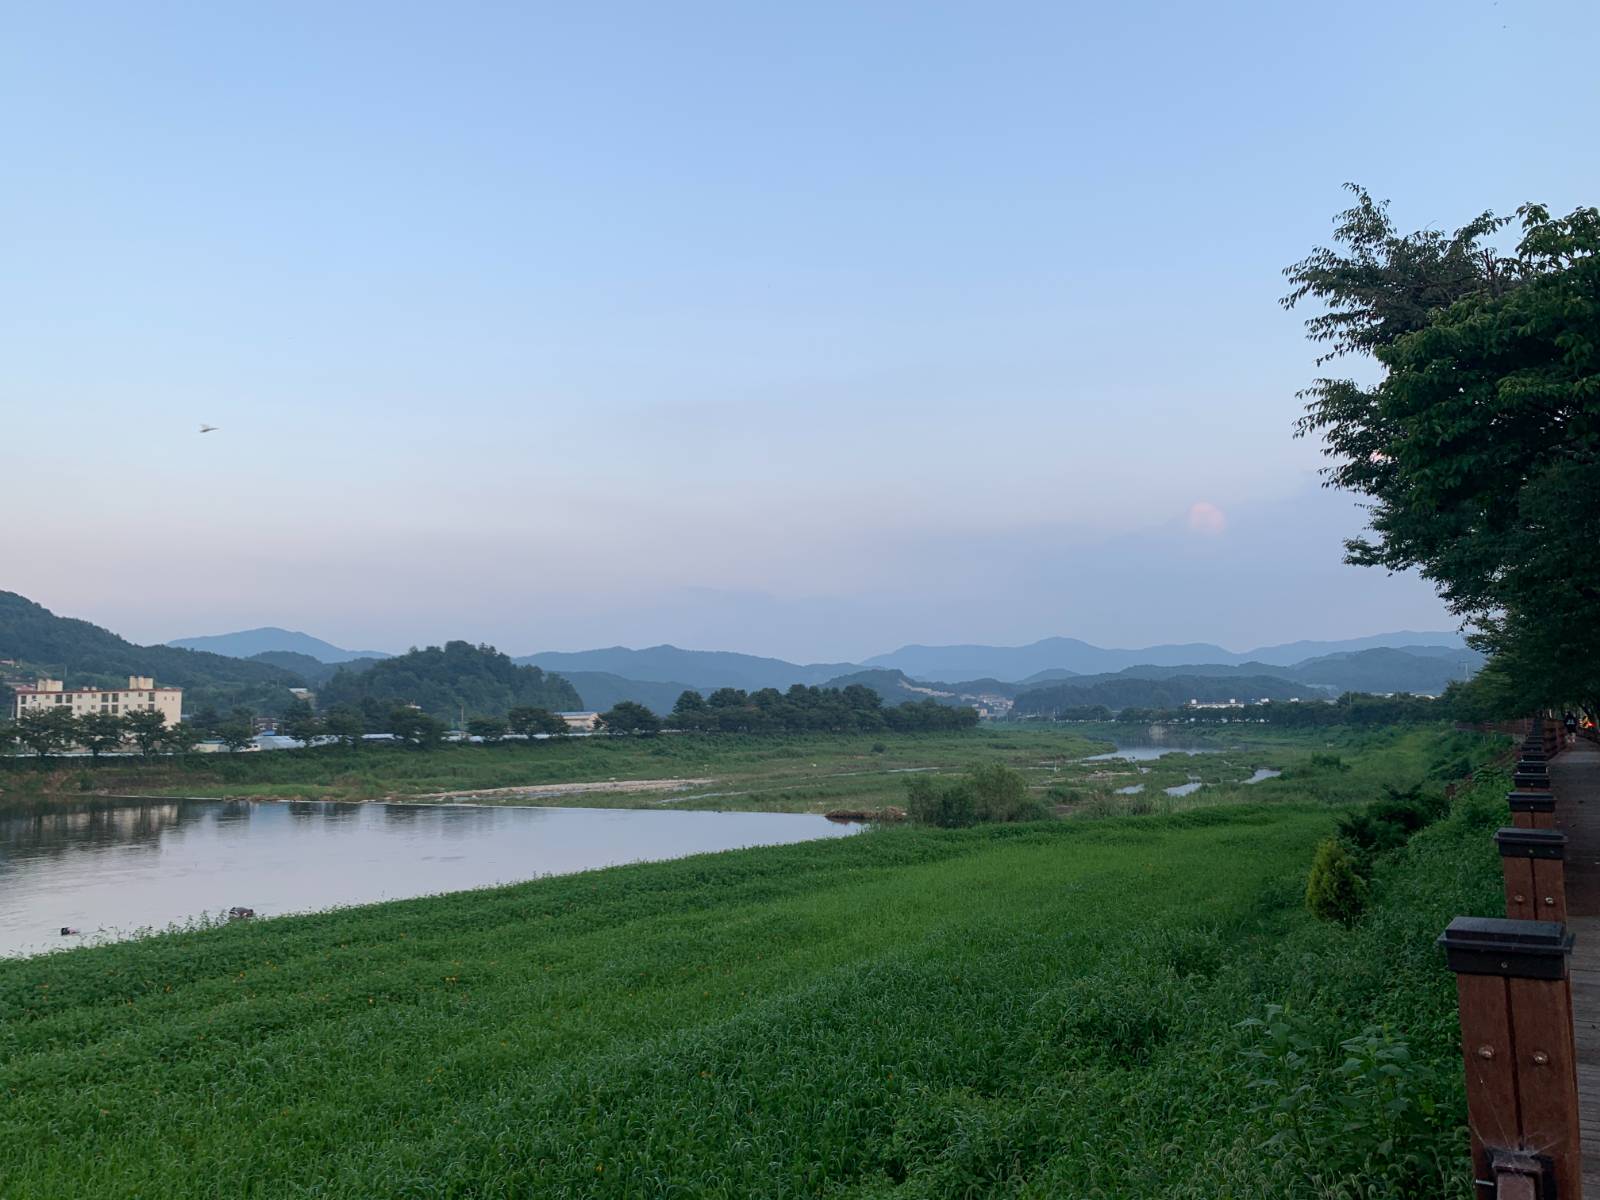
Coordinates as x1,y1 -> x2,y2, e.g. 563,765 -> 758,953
1440,715 -> 1581,1197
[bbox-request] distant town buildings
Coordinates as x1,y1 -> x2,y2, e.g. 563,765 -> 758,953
558,711 -> 602,732
12,676 -> 182,724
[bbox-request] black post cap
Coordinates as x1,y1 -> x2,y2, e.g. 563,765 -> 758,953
1495,827 -> 1567,859
1507,790 -> 1556,813
1513,773 -> 1552,790
1438,916 -> 1572,979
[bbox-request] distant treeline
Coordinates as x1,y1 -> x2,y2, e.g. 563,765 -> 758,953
1012,674 -> 1316,715
670,684 -> 979,734
1039,692 -> 1448,727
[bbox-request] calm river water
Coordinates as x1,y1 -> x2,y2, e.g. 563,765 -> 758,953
0,801 -> 859,959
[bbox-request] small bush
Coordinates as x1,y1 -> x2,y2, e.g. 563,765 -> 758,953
905,776 -> 977,828
905,764 -> 1049,827
967,763 -> 1050,822
1305,837 -> 1367,925
1336,785 -> 1450,854
870,742 -> 887,754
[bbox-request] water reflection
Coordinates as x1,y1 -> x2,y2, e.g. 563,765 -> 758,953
0,801 -> 858,958
1080,744 -> 1220,763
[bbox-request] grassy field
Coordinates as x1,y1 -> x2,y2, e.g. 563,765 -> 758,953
0,748 -> 1508,1198
1,727 -> 1114,813
0,722 -> 1499,816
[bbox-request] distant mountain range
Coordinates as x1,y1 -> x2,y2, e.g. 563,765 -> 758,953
0,592 -> 307,714
160,621 -> 1479,716
168,627 -> 390,664
860,631 -> 1467,679
514,645 -> 857,692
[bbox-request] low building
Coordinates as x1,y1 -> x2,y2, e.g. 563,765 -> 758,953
12,676 -> 183,725
558,710 -> 602,732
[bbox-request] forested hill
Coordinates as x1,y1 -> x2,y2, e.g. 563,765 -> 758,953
0,591 -> 303,713
317,641 -> 581,721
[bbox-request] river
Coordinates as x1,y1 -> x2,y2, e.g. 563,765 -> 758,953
0,801 -> 859,958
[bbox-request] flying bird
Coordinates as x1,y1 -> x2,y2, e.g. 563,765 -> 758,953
199,423 -> 218,433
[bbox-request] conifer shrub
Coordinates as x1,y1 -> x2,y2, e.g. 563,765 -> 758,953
1305,837 -> 1368,925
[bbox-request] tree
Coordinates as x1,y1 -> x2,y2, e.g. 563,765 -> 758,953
1287,193 -> 1600,712
324,706 -> 366,748
217,720 -> 256,753
672,690 -> 708,718
280,699 -> 323,748
162,721 -> 203,758
507,705 -> 567,739
0,721 -> 18,757
76,711 -> 127,760
122,709 -> 169,757
466,715 -> 507,744
187,705 -> 223,736
598,701 -> 661,736
16,708 -> 76,759
389,706 -> 446,750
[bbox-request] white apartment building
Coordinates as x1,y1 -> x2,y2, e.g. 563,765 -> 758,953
13,676 -> 183,725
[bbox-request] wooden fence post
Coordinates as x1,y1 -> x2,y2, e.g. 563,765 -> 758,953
1510,790 -> 1558,830
1515,760 -> 1554,792
1439,916 -> 1581,1198
1495,828 -> 1568,924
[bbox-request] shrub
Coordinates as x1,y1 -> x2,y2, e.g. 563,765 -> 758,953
905,764 -> 1049,827
1336,785 -> 1450,854
905,775 -> 977,828
1305,837 -> 1367,925
967,763 -> 1050,822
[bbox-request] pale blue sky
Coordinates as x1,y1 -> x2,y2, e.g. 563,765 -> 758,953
5,1 -> 1596,660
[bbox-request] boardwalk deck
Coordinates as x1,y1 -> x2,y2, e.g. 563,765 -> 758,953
1548,741 -> 1600,1192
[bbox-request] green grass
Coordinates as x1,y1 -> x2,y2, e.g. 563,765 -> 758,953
0,752 -> 1509,1197
0,728 -> 1112,813
0,723 -> 1506,819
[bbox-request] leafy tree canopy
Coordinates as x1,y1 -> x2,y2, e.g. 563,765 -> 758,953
598,701 -> 661,735
1287,189 -> 1600,711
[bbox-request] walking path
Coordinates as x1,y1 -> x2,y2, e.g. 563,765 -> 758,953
1548,741 -> 1600,1189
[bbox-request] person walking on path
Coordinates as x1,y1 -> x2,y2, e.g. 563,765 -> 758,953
1564,710 -> 1579,746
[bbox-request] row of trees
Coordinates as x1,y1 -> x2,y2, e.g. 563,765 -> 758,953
1104,693 -> 1449,728
0,689 -> 984,761
669,685 -> 981,734
1030,692 -> 1450,727
0,708 -> 226,760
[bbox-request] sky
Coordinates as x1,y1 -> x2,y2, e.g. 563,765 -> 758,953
4,1 -> 1597,662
